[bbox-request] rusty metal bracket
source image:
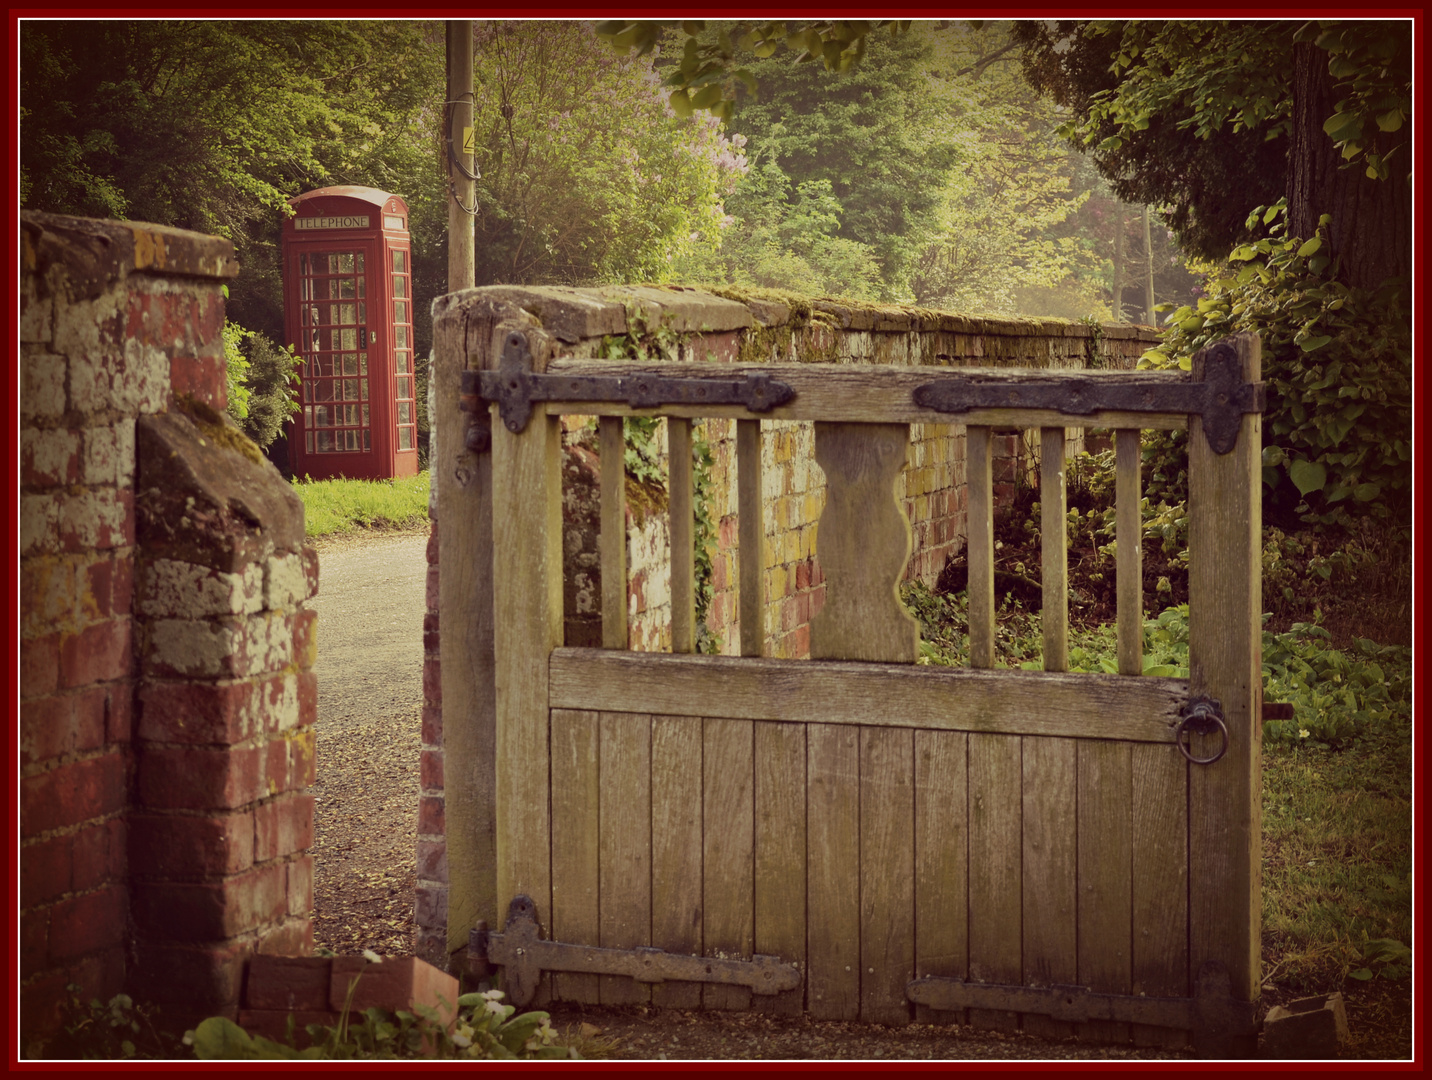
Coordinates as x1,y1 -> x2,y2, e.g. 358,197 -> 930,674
472,895 -> 802,1008
1176,695 -> 1230,765
907,960 -> 1257,1058
462,330 -> 796,437
911,342 -> 1263,454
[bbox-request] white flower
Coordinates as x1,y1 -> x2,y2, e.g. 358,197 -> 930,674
452,1033 -> 472,1048
362,949 -> 383,964
1299,728 -> 1311,738
481,989 -> 505,1001
484,998 -> 507,1016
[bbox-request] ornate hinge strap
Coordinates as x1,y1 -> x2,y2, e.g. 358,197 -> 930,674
461,330 -> 795,435
911,342 -> 1264,454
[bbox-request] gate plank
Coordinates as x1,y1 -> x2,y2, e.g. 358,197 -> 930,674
1115,429 -> 1143,675
754,721 -> 807,1015
1132,743 -> 1191,1049
598,711 -> 652,1005
1021,736 -> 1077,1041
807,723 -> 860,1020
860,727 -> 915,1025
1187,334 -> 1263,1056
737,419 -> 763,657
491,406 -> 561,930
968,733 -> 1021,1032
703,717 -> 754,1010
966,426 -> 996,668
669,417 -> 695,654
550,709 -> 600,1004
809,422 -> 919,664
915,730 -> 968,1026
1041,428 -> 1069,672
651,714 -> 704,1009
1077,740 -> 1133,1044
599,415 -> 628,650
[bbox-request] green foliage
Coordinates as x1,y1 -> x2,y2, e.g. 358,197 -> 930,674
49,987 -> 175,1060
470,22 -> 745,288
1348,938 -> 1411,982
222,300 -> 302,450
186,983 -> 578,1061
596,19 -> 910,124
292,472 -> 431,537
1139,201 -> 1411,527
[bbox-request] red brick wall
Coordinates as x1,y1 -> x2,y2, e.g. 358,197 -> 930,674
19,212 -> 315,1055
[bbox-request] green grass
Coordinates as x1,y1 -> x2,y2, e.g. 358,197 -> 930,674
902,582 -> 1414,992
291,471 -> 431,537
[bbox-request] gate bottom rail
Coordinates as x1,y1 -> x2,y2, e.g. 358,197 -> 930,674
907,960 -> 1257,1058
473,895 -> 802,1008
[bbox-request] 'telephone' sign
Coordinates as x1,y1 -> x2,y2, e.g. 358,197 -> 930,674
294,215 -> 370,230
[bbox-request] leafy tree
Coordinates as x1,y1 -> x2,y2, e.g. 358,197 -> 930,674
1011,19 -> 1411,291
469,21 -> 746,288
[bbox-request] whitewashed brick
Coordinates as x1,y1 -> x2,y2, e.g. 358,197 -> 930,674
58,488 -> 130,550
21,353 -> 67,421
82,420 -> 136,487
20,493 -> 60,557
22,428 -> 81,486
140,559 -> 263,618
263,552 -> 310,610
21,288 -> 52,344
147,611 -> 292,678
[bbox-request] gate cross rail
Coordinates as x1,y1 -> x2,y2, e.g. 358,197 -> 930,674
912,341 -> 1264,453
907,960 -> 1258,1058
462,331 -> 795,435
472,895 -> 802,1009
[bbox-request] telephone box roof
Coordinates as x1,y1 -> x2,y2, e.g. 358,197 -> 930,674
290,186 -> 395,209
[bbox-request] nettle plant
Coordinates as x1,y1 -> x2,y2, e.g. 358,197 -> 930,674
1140,199 -> 1411,528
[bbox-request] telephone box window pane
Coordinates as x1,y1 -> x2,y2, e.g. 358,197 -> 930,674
395,326 -> 409,348
362,404 -> 370,426
317,431 -> 333,452
340,329 -> 357,351
304,405 -> 313,425
394,276 -> 408,298
395,301 -> 408,323
386,217 -> 406,232
357,276 -> 365,298
364,430 -> 371,451
306,431 -> 314,452
339,279 -> 355,298
342,379 -> 357,400
393,250 -> 407,272
361,378 -> 368,399
342,354 -> 358,376
397,377 -> 412,400
399,427 -> 414,450
339,303 -> 356,325
315,406 -> 329,427
398,402 -> 412,425
358,302 -> 367,324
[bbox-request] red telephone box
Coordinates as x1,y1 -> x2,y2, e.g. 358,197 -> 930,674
283,186 -> 418,480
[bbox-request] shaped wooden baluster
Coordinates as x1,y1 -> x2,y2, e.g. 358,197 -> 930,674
809,422 -> 919,663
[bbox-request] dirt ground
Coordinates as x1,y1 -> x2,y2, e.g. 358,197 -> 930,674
306,526 -> 1411,1062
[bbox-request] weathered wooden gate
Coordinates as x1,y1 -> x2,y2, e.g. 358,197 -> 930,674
469,330 -> 1263,1056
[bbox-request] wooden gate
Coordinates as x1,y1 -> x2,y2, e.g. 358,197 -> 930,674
476,331 -> 1262,1054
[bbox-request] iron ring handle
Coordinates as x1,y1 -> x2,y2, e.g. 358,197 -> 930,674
1175,711 -> 1229,765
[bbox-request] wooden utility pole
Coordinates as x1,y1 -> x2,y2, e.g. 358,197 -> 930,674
1143,204 -> 1155,325
1111,204 -> 1124,322
447,20 -> 475,292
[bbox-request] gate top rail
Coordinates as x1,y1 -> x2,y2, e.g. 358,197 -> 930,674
465,337 -> 1262,450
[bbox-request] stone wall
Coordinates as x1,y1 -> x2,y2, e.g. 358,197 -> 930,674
418,284 -> 1160,967
19,211 -> 317,1054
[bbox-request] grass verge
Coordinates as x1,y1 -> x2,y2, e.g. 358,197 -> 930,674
291,471 -> 431,537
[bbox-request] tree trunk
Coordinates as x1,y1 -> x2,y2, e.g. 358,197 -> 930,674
1142,204 -> 1155,324
1288,39 -> 1410,291
1111,205 -> 1124,321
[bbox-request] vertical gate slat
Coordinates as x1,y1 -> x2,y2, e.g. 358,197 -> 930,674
754,720 -> 807,1015
669,417 -> 695,654
598,711 -> 651,1005
651,714 -> 704,1009
967,732 -> 1021,1031
1021,736 -> 1077,1041
1188,334 -> 1262,1056
807,723 -> 860,1020
965,426 -> 996,668
914,730 -> 968,1025
1077,741 -> 1133,1044
550,709 -> 600,1004
703,717 -> 754,1010
859,727 -> 915,1025
1115,429 -> 1143,676
599,415 -> 628,650
737,419 -> 763,657
1040,428 -> 1068,672
491,408 -> 560,944
1131,743 -> 1191,1049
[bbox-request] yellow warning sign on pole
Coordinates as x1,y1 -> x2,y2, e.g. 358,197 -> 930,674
463,127 -> 475,155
